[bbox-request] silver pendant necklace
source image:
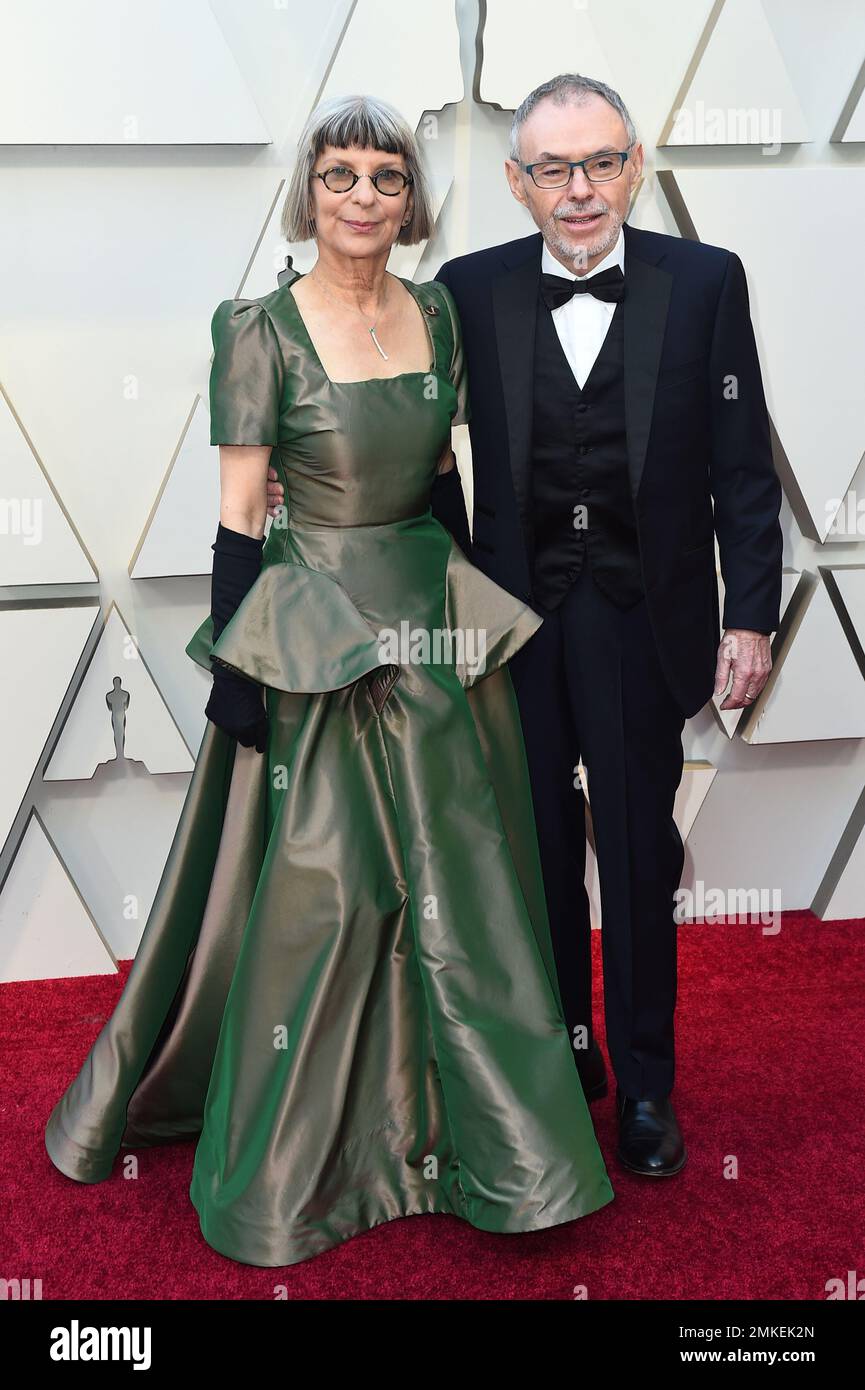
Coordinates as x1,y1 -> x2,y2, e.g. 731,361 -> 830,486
309,269 -> 390,360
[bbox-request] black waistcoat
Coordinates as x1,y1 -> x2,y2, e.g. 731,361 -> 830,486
530,295 -> 644,610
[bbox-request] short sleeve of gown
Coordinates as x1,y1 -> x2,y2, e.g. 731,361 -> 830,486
436,283 -> 472,427
209,299 -> 285,446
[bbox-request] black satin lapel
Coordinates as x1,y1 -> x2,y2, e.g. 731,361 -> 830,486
492,246 -> 541,533
623,251 -> 673,502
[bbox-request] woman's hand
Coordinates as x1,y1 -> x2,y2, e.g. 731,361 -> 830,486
205,665 -> 268,753
208,454 -> 270,753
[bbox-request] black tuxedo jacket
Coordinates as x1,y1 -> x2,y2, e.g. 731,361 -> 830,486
432,221 -> 783,719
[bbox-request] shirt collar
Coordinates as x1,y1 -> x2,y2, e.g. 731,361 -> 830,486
541,223 -> 625,281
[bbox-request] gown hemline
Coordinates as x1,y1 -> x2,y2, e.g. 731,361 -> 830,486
46,1103 -> 615,1268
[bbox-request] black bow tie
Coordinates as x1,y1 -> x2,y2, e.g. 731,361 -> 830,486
540,265 -> 626,309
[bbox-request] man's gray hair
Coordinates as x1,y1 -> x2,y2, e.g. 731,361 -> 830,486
281,93 -> 434,245
509,73 -> 637,162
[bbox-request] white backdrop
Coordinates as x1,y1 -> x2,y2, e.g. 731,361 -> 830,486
1,0 -> 864,981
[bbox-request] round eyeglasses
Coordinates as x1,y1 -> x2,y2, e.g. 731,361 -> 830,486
521,152 -> 630,188
311,166 -> 413,196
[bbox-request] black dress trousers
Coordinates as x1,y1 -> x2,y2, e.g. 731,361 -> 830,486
508,564 -> 688,1100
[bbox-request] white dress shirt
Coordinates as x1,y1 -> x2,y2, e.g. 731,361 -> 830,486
540,226 -> 625,389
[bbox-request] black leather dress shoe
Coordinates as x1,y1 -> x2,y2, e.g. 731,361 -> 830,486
615,1086 -> 687,1176
575,1039 -> 608,1102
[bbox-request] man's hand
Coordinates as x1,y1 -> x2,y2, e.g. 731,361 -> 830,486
714,629 -> 772,710
266,465 -> 284,518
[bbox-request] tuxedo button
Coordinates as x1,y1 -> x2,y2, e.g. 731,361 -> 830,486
576,403 -> 589,413
578,444 -> 589,455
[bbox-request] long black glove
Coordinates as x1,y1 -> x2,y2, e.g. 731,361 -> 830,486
204,522 -> 268,753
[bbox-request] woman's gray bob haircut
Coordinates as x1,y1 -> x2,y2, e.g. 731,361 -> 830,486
509,73 -> 637,162
281,93 -> 435,245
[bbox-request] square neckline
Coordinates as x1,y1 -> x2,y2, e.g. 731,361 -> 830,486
285,272 -> 437,387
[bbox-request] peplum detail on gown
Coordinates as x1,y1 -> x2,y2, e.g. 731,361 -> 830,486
185,531 -> 543,696
185,560 -> 392,695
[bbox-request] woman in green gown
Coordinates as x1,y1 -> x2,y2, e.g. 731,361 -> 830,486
44,94 -> 613,1267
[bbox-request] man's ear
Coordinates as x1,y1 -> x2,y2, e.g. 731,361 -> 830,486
504,158 -> 529,209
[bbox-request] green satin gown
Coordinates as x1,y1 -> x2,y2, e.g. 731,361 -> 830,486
44,267 -> 614,1266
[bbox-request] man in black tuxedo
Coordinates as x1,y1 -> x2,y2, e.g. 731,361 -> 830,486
428,74 -> 783,1177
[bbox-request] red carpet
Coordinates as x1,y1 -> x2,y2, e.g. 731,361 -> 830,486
4,911 -> 863,1300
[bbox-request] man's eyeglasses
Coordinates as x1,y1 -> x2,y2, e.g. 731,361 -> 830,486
311,166 -> 413,196
520,152 -> 630,188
